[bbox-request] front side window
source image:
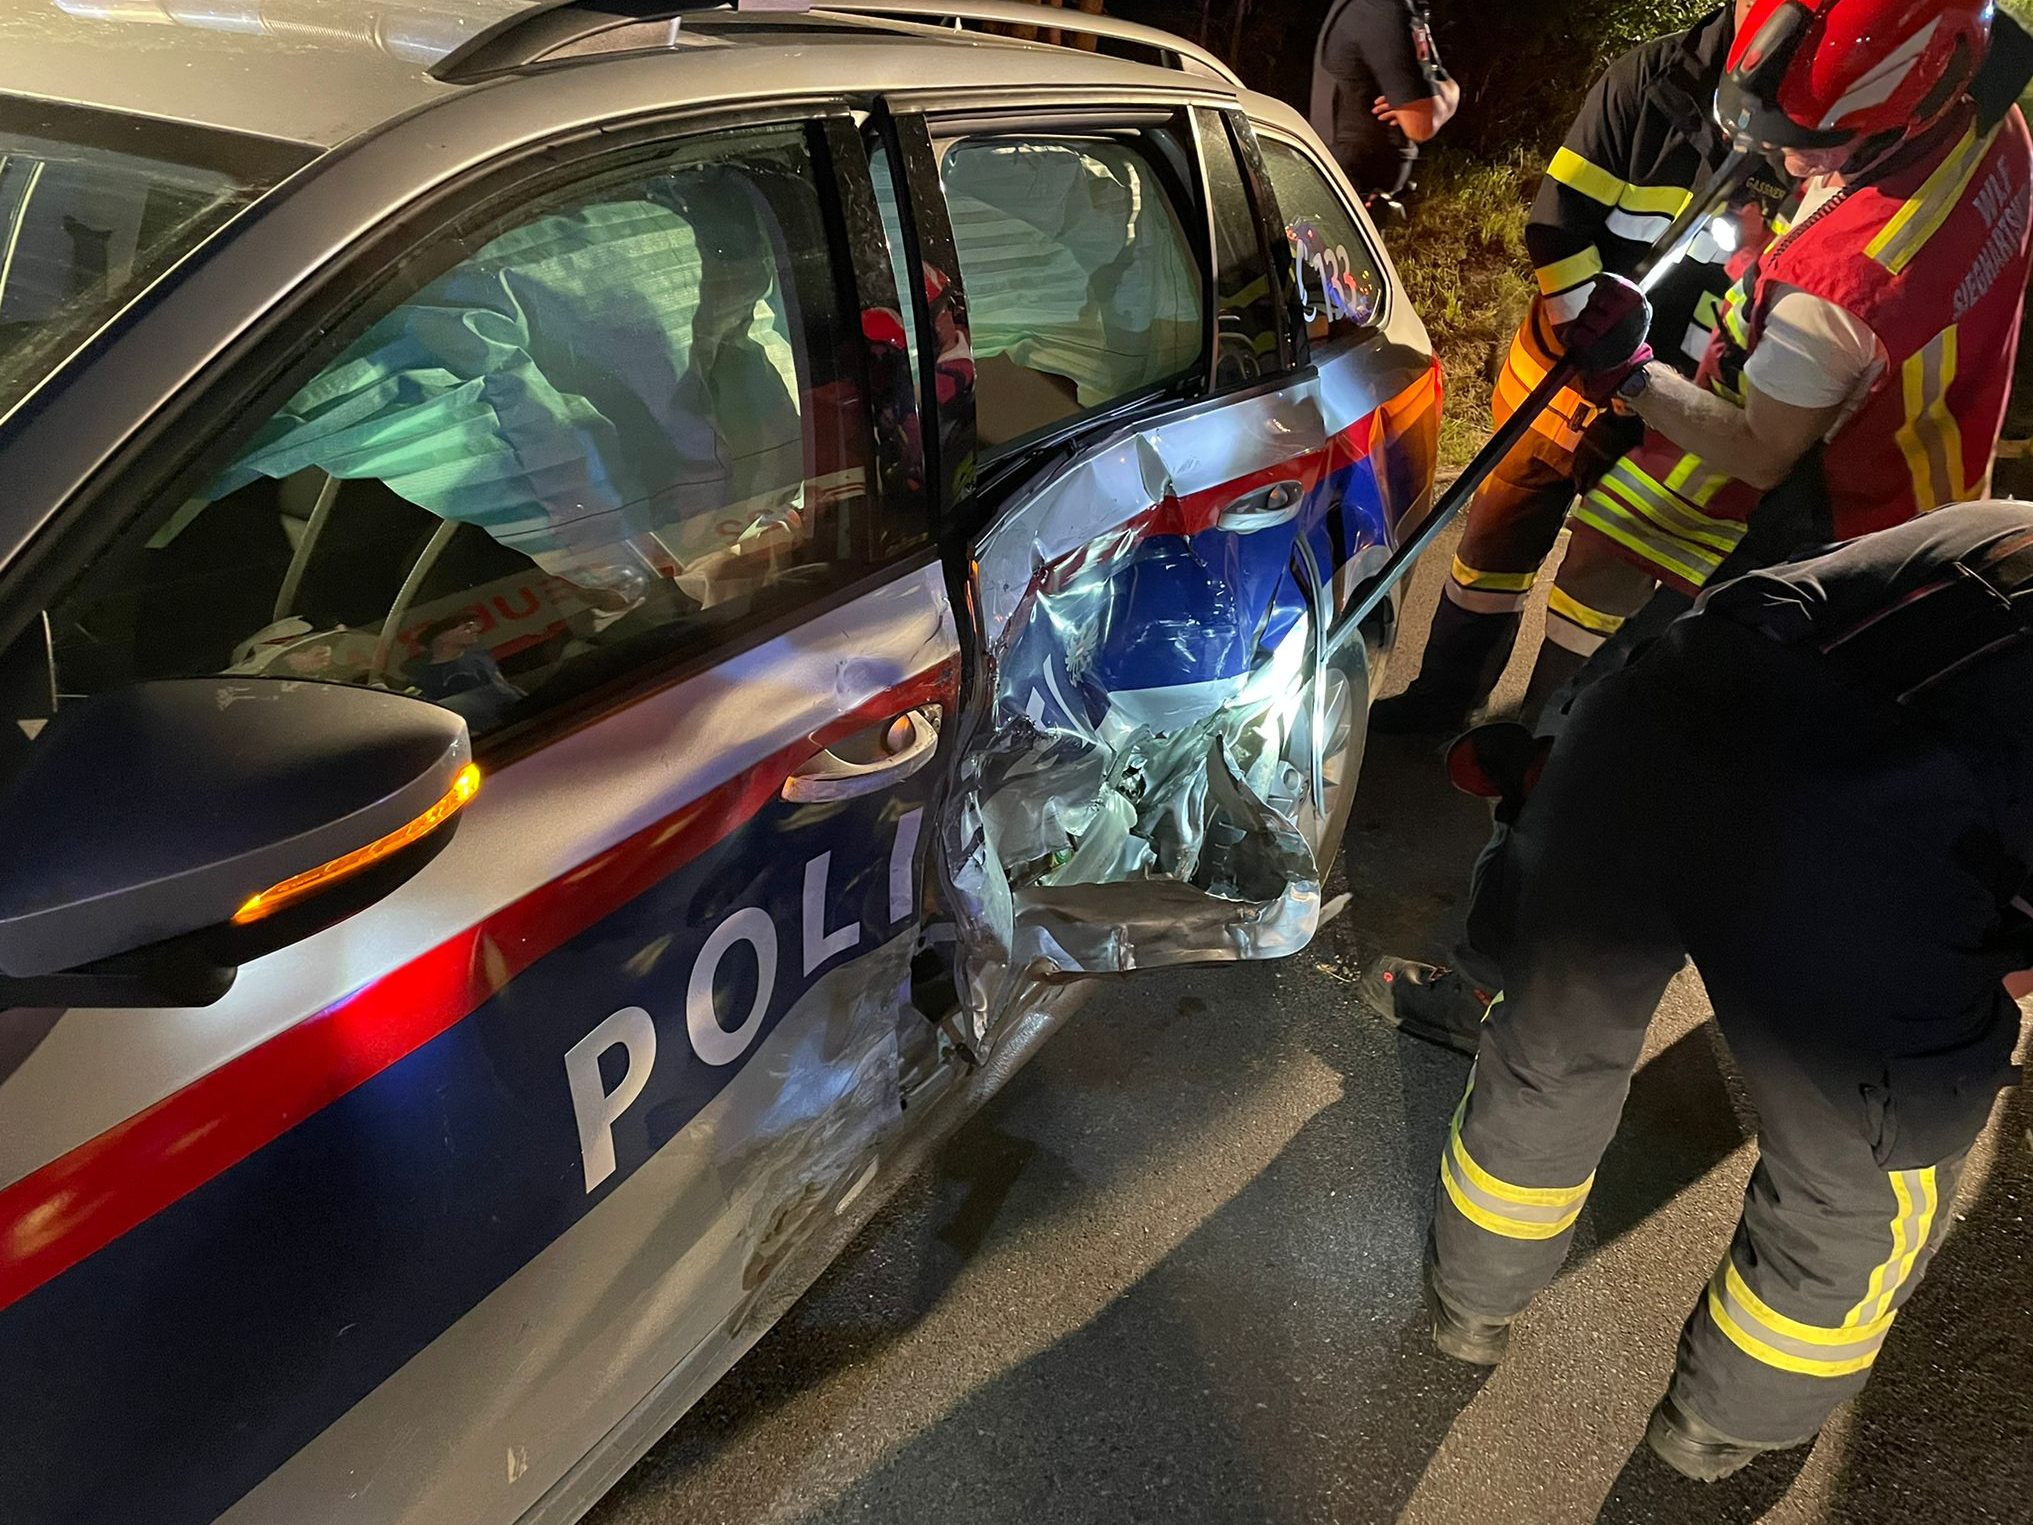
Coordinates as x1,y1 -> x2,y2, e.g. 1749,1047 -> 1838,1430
939,129 -> 1204,452
1258,136 -> 1387,349
50,126 -> 907,743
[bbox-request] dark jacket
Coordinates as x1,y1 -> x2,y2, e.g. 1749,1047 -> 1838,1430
1527,7 -> 1792,373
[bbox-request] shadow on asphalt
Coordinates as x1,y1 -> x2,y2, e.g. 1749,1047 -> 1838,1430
784,1028 -> 1494,1524
1594,1440 -> 1812,1524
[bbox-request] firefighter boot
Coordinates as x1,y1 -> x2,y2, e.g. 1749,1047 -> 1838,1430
1644,1396 -> 1815,1483
1359,956 -> 1493,1055
1423,1244 -> 1513,1365
1370,598 -> 1522,735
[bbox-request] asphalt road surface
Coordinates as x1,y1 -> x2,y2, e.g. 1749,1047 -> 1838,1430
588,523 -> 2033,1525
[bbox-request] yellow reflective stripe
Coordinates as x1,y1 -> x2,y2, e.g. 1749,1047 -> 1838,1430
1724,1261 -> 1893,1347
1848,1172 -> 1914,1328
1662,452 -> 1728,508
1497,323 -> 1590,444
1547,147 -> 1624,207
1440,1153 -> 1590,1241
1601,461 -> 1744,553
1573,494 -> 1722,588
1896,328 -> 1966,510
1451,555 -> 1538,593
1505,331 -> 1551,388
1618,181 -> 1693,217
1536,245 -> 1604,298
1868,124 -> 1996,275
1449,1127 -> 1592,1210
1706,1274 -> 1887,1379
1720,286 -> 1752,347
1546,585 -> 1624,636
1437,1075 -> 1592,1242
1862,1167 -> 1940,1323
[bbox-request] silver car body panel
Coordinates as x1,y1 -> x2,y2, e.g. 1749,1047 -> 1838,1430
0,564 -> 957,1187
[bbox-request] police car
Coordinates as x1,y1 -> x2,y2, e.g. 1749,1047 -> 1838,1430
0,4 -> 1438,1521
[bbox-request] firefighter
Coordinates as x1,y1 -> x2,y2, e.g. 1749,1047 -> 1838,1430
1420,501 -> 2033,1480
1374,0 -> 1788,735
1367,0 -> 2033,1049
1311,0 -> 1459,211
1554,0 -> 2033,681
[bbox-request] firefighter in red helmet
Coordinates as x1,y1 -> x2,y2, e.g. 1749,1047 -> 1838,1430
1554,0 -> 2033,653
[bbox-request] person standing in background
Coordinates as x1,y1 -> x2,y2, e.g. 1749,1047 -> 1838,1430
1312,0 -> 1459,211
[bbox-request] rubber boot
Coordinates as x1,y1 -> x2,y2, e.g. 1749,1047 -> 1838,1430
1518,637 -> 1589,730
1371,598 -> 1523,736
1644,1396 -> 1817,1483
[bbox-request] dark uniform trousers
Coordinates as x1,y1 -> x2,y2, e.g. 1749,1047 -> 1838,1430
1431,612 -> 2024,1443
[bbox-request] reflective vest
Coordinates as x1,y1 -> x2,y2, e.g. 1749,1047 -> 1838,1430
1575,104 -> 2033,594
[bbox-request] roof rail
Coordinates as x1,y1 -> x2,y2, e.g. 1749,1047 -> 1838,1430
432,0 -> 1243,88
809,2 -> 1244,87
433,1 -> 729,83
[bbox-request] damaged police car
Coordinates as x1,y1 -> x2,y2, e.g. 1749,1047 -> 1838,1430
0,3 -> 1437,1522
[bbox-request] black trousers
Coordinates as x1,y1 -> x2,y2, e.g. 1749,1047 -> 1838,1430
1431,613 -> 2024,1442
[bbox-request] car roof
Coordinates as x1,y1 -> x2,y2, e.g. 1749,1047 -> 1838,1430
0,2 -> 1246,151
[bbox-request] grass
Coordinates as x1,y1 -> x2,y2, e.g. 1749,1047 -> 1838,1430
1386,151 -> 1539,474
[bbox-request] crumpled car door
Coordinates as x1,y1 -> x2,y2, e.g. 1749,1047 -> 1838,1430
941,379 -> 1383,1046
893,106 -> 1438,1055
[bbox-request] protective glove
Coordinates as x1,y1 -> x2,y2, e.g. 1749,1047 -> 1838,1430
1555,273 -> 1654,406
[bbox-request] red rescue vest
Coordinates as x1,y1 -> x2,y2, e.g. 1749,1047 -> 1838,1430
1573,105 -> 2033,594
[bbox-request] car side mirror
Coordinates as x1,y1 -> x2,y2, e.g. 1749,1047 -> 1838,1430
0,678 -> 474,1009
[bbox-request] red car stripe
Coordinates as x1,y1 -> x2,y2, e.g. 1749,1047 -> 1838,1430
0,663 -> 958,1315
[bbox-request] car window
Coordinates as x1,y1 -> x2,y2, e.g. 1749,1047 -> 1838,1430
48,125 -> 910,744
868,142 -> 923,412
1196,109 -> 1282,390
1257,135 -> 1386,349
938,130 -> 1204,452
0,96 -> 306,421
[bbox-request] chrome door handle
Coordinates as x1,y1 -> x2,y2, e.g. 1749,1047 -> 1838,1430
782,708 -> 940,803
1217,479 -> 1305,532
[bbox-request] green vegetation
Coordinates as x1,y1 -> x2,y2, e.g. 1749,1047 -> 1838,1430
1392,1 -> 1712,471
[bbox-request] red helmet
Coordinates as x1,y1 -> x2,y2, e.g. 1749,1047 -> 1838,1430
1720,0 -> 1992,148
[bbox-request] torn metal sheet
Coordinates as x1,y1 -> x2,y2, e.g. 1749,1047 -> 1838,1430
943,388 -> 1380,1041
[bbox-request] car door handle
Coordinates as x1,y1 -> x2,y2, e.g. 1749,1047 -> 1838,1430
782,707 -> 941,803
1217,479 -> 1305,532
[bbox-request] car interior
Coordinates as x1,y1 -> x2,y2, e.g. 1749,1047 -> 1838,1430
46,144 -> 885,740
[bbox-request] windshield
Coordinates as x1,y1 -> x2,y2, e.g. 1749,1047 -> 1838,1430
0,96 -> 308,421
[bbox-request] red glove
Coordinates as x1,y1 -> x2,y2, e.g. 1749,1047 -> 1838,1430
1555,273 -> 1654,406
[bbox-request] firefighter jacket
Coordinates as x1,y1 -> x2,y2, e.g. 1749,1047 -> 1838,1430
1575,102 -> 2033,595
1495,7 -> 1791,452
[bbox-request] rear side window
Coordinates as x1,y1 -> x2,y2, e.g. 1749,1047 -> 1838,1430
49,125 -> 911,744
1258,136 -> 1387,348
939,131 -> 1204,452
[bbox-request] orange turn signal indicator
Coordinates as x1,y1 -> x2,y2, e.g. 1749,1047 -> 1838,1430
232,763 -> 481,926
